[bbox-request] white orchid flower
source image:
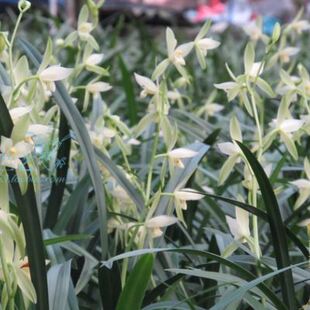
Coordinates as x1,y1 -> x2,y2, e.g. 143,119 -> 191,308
167,90 -> 181,101
168,147 -> 198,168
290,158 -> 310,208
126,138 -> 140,146
39,65 -> 72,96
204,103 -> 224,117
244,22 -> 264,41
214,81 -> 242,103
272,118 -> 304,134
218,142 -> 240,157
78,22 -> 93,40
134,73 -> 158,98
145,215 -> 178,238
174,188 -> 204,210
89,126 -> 116,146
298,218 -> 310,227
269,117 -> 304,159
166,28 -> 193,66
195,38 -> 220,57
226,207 -> 250,242
278,47 -> 300,63
290,20 -> 310,34
86,81 -> 112,94
247,62 -> 264,78
0,136 -> 33,169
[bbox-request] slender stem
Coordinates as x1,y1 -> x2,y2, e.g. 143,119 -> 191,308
0,237 -> 14,310
248,86 -> 263,262
9,75 -> 39,107
8,12 -> 24,86
145,127 -> 159,205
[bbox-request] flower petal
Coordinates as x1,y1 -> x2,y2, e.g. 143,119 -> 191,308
174,189 -> 204,201
218,142 -> 239,156
145,215 -> 178,228
85,53 -> 104,66
40,65 -> 73,82
168,148 -> 198,159
291,179 -> 310,189
87,82 -> 112,94
134,73 -> 157,94
279,119 -> 304,133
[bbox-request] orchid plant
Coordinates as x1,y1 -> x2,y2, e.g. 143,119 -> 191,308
0,1 -> 308,309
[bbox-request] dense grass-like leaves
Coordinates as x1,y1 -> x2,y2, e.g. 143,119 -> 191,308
116,254 -> 154,310
0,94 -> 49,310
236,141 -> 296,309
102,248 -> 286,310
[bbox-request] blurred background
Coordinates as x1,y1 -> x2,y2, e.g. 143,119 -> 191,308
0,0 -> 309,28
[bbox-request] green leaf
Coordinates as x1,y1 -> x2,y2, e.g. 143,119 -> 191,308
99,263 -> 122,310
116,254 -> 154,310
44,112 -> 71,229
44,234 -> 92,246
142,274 -> 183,307
53,176 -> 91,233
102,248 -> 286,310
118,55 -> 138,126
200,192 -> 308,258
47,260 -> 72,310
210,262 -> 305,310
236,141 -> 296,309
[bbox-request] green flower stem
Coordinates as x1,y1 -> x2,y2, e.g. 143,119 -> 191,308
0,236 -> 14,310
9,75 -> 39,107
145,127 -> 159,205
248,86 -> 263,262
8,12 -> 24,86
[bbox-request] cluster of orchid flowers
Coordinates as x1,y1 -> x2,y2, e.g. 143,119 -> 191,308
0,0 -> 309,286
107,25 -> 222,242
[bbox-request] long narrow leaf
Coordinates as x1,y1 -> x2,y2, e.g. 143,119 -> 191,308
116,254 -> 154,310
44,112 -> 71,229
237,141 -> 296,309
